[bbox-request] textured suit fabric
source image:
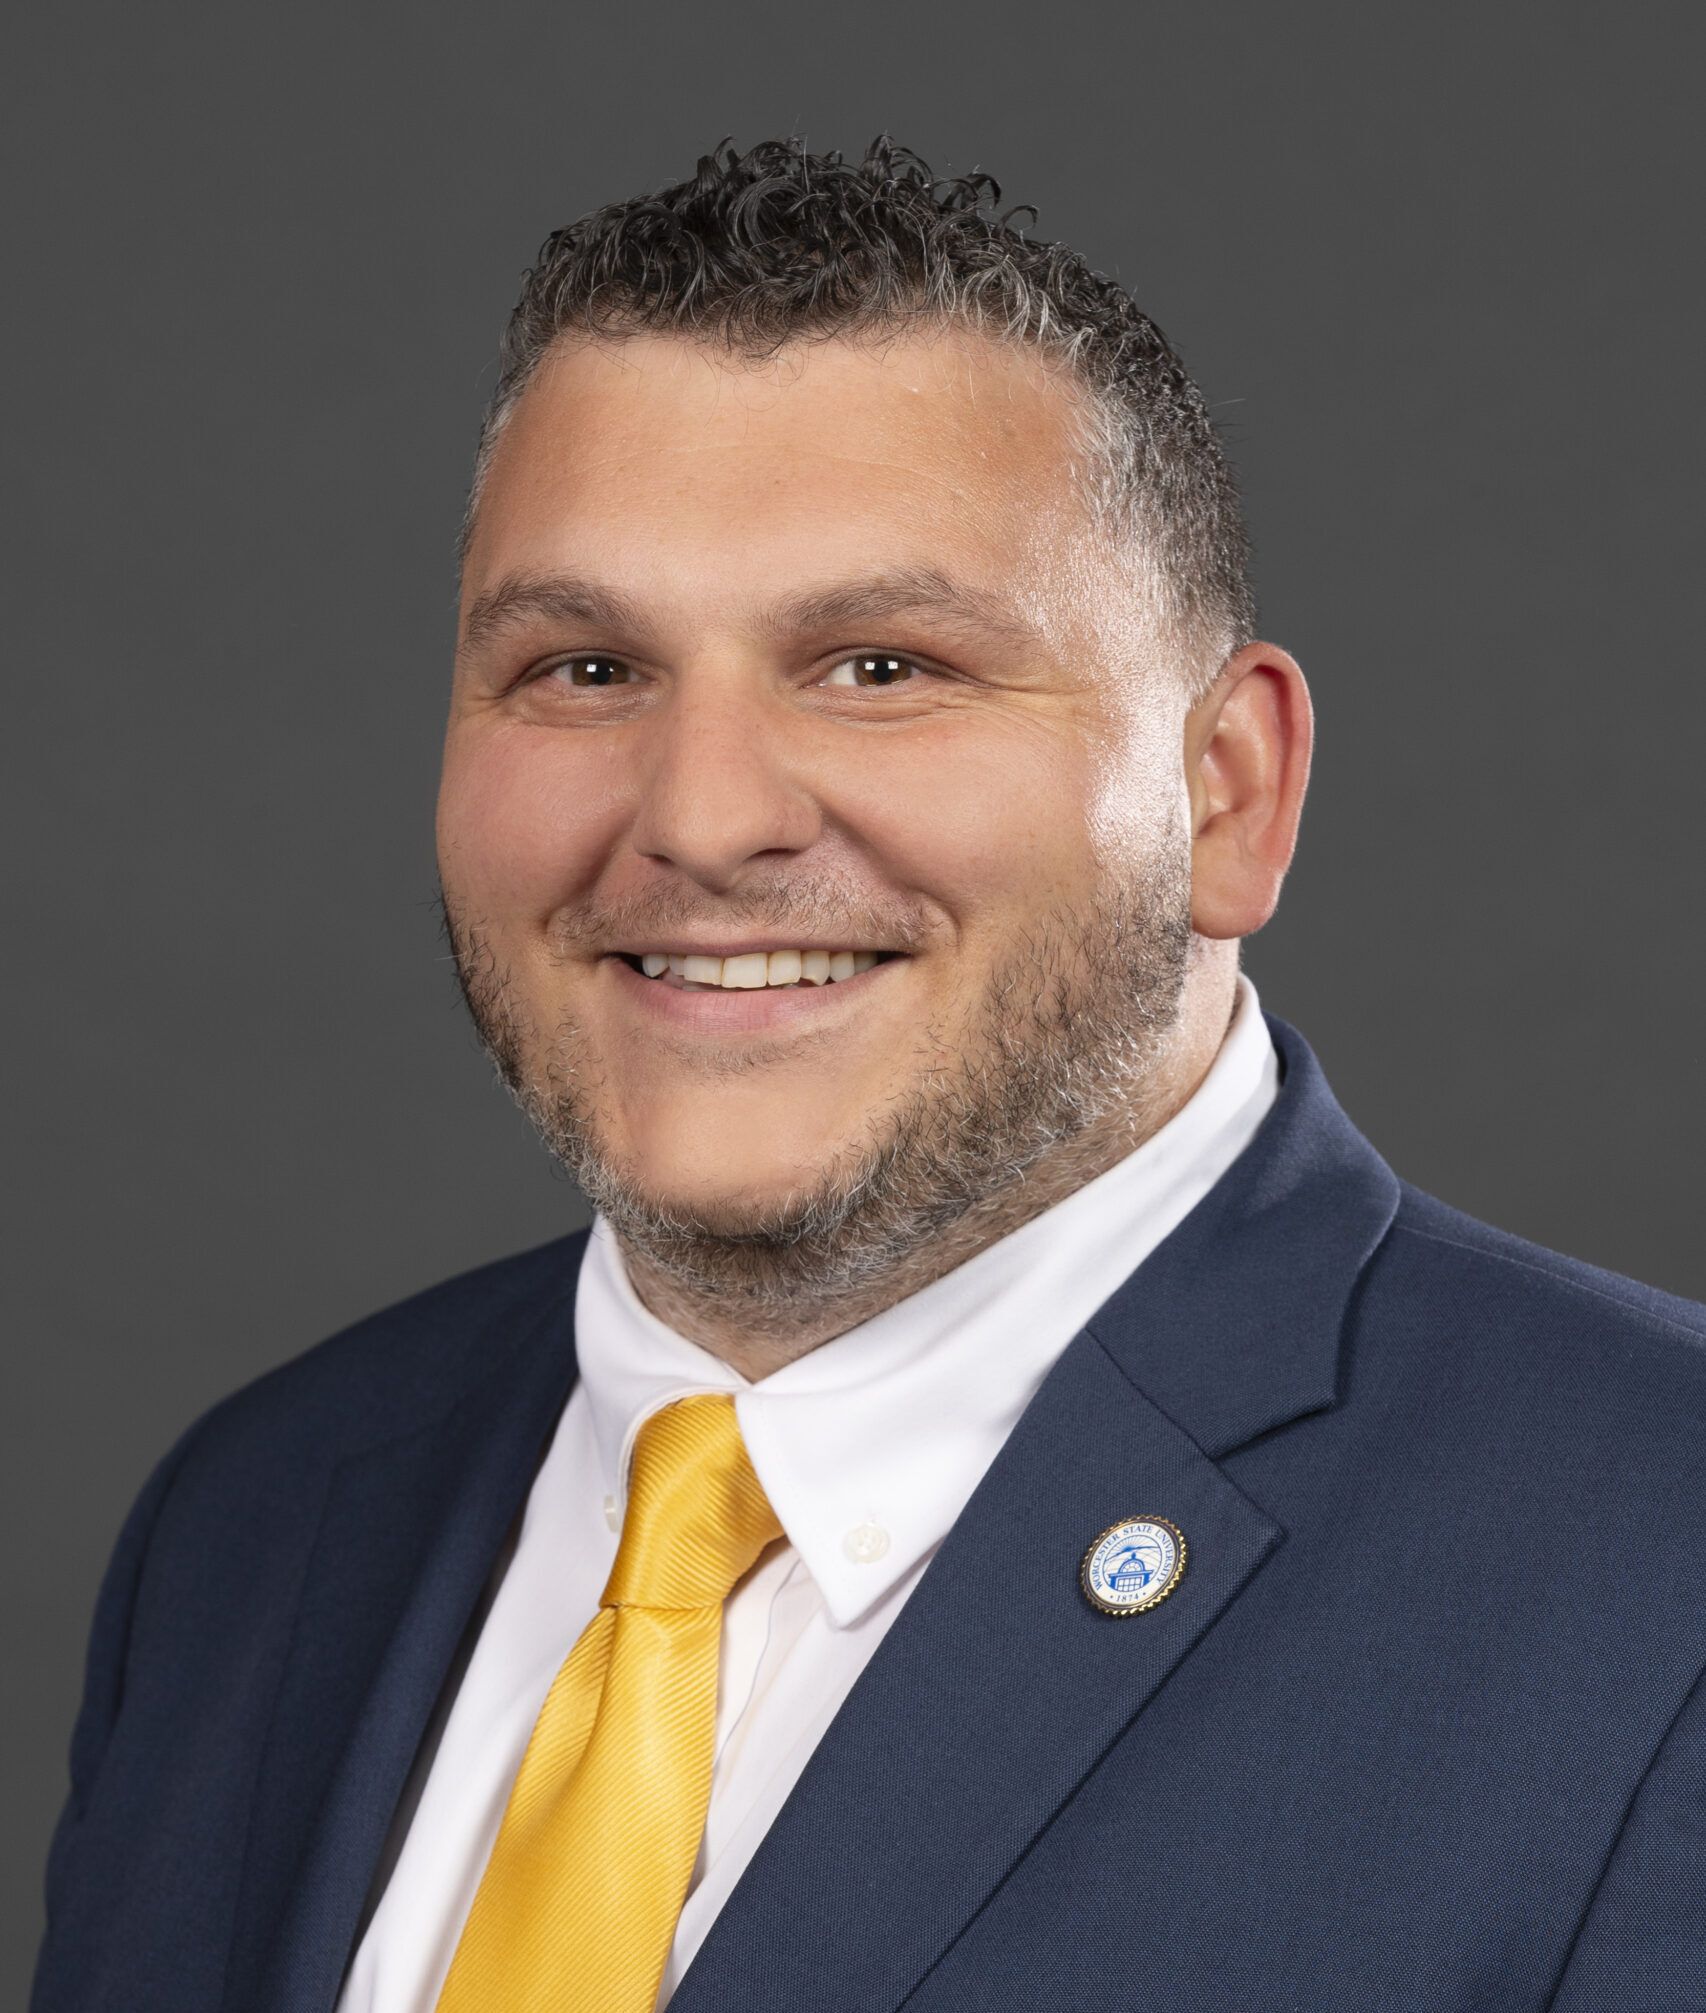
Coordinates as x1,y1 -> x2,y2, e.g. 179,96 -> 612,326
31,1012 -> 1706,2012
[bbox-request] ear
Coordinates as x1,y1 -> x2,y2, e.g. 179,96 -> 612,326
1186,641 -> 1314,939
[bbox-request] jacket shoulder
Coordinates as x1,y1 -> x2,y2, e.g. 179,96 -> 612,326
1388,1182 -> 1706,1348
40,1227 -> 589,1899
169,1226 -> 589,1476
1374,1183 -> 1706,1457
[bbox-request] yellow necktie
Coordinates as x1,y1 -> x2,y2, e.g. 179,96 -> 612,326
436,1392 -> 784,2013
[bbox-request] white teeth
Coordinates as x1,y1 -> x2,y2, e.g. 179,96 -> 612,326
722,952 -> 770,989
630,948 -> 892,989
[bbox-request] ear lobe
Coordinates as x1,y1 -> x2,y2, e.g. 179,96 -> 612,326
1187,641 -> 1314,940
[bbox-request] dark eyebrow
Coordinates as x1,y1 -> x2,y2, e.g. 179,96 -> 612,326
459,574 -> 653,660
457,564 -> 1043,662
753,566 -> 1043,651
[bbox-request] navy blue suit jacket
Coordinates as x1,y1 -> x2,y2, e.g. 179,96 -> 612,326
32,1014 -> 1706,2010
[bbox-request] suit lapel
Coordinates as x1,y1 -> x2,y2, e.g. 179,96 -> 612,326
226,1237 -> 589,2013
673,1012 -> 1400,2013
672,1332 -> 1282,2013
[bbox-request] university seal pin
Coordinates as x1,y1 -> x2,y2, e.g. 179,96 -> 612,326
1080,1516 -> 1188,1616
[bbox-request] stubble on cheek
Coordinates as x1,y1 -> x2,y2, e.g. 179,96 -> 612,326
437,815 -> 1195,1333
441,902 -> 602,1148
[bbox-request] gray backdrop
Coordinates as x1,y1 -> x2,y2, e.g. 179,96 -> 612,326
7,1 -> 1702,1989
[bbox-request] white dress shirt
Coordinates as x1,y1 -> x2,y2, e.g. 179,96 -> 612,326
336,971 -> 1279,2013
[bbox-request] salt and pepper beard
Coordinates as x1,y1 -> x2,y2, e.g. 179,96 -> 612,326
441,839 -> 1195,1336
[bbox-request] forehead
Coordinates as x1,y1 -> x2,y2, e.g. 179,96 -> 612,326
461,328 -> 1108,622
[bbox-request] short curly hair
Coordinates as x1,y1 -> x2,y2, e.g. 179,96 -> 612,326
461,133 -> 1256,688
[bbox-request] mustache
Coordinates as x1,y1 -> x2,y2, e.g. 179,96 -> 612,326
542,874 -> 931,961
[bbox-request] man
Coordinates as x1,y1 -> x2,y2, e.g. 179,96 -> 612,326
32,134 -> 1706,2012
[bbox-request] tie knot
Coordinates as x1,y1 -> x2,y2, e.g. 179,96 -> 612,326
600,1394 -> 784,1611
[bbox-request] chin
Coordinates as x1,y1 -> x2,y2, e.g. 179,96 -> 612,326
613,1101 -> 844,1192
629,1157 -> 832,1233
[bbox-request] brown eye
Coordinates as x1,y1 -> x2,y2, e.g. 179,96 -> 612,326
824,654 -> 923,688
551,656 -> 634,688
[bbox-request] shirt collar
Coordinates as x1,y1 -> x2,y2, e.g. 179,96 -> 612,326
573,970 -> 1279,1627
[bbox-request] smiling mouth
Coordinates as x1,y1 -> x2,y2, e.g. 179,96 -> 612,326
615,950 -> 904,991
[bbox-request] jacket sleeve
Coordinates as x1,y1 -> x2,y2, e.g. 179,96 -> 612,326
1545,1657 -> 1706,2010
32,1416 -> 210,2000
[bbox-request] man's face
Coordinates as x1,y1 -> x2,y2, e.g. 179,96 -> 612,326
439,328 -> 1201,1313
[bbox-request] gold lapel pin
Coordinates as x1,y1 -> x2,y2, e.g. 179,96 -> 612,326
1080,1515 -> 1188,1616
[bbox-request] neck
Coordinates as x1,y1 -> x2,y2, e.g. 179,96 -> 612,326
619,955 -> 1241,1379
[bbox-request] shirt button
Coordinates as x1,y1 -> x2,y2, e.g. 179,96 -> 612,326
843,1521 -> 891,1564
603,1495 -> 620,1532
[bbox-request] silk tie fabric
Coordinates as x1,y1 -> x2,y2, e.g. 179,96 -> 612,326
435,1392 -> 784,2013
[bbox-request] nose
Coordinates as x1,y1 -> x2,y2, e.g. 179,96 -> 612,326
624,667 -> 823,890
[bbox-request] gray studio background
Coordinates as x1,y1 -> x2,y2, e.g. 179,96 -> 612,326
7,1 -> 1702,1986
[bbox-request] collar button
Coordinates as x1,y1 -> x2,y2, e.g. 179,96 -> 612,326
842,1521 -> 891,1564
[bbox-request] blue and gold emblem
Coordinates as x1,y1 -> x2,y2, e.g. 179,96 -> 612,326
1080,1516 -> 1187,1616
